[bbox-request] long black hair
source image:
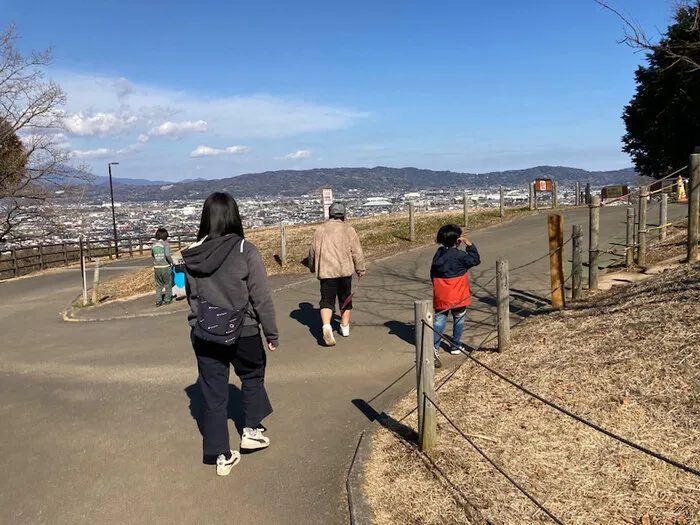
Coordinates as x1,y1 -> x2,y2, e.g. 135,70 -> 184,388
197,192 -> 245,241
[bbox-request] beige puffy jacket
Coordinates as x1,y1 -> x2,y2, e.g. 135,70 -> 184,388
308,219 -> 366,279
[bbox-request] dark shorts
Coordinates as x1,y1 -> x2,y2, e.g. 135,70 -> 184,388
320,277 -> 353,311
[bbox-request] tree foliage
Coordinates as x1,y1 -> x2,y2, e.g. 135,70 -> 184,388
599,1 -> 700,177
0,23 -> 85,245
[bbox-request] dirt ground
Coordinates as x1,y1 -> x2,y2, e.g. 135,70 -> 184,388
363,261 -> 700,524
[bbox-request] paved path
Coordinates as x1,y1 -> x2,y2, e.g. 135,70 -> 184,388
0,204 -> 686,525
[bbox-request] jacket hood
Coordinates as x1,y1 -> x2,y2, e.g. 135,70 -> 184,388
182,233 -> 242,276
433,246 -> 453,263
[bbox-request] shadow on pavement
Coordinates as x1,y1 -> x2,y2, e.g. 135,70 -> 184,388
289,302 -> 325,346
352,399 -> 417,444
383,320 -> 415,345
185,382 -> 245,465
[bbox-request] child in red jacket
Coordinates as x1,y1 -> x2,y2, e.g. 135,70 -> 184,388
431,224 -> 481,366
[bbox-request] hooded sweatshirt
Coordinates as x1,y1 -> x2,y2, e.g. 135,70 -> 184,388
182,233 -> 278,347
430,243 -> 481,311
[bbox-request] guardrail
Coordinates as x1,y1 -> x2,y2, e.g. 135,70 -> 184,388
0,234 -> 197,281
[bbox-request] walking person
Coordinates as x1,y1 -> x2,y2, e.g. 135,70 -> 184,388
308,201 -> 365,347
182,192 -> 278,476
431,224 -> 480,368
152,228 -> 175,307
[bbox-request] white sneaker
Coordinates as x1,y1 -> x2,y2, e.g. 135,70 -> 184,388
322,324 -> 336,346
340,324 -> 350,337
241,427 -> 271,451
216,450 -> 240,476
449,346 -> 462,355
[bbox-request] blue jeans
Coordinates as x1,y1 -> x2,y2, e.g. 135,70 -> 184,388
433,308 -> 467,350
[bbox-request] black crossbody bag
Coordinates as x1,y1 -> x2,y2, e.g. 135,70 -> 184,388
192,240 -> 248,345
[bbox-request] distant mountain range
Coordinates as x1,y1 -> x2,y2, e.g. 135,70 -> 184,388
85,166 -> 637,202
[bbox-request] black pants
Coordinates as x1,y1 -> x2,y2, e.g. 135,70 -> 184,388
319,276 -> 353,311
192,332 -> 273,461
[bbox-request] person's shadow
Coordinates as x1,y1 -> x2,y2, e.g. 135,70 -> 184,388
383,320 -> 415,345
289,302 -> 325,346
184,382 -> 245,464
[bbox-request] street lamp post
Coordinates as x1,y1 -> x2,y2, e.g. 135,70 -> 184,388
108,162 -> 120,259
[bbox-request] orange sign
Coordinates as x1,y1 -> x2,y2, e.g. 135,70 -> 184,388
534,179 -> 553,192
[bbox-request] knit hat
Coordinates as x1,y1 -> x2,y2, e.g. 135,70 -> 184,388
329,201 -> 346,220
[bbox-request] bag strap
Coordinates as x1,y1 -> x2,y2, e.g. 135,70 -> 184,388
240,239 -> 245,253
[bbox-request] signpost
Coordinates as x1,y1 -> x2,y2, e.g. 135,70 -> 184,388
321,187 -> 333,220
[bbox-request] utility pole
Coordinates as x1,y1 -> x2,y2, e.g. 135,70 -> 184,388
108,162 -> 120,259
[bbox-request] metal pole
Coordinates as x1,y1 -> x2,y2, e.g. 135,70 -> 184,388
80,237 -> 88,306
689,153 -> 700,262
529,183 -> 535,211
589,196 -> 600,290
659,193 -> 668,241
108,163 -> 119,259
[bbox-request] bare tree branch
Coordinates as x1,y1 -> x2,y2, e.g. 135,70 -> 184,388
0,24 -> 85,245
595,0 -> 700,72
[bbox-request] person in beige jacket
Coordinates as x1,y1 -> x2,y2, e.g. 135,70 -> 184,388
308,201 -> 366,346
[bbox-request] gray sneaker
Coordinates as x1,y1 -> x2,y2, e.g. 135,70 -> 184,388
433,347 -> 442,369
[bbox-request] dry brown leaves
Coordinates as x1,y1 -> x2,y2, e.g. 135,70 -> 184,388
364,262 -> 700,524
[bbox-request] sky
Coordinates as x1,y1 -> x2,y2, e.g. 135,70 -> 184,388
2,0 -> 678,181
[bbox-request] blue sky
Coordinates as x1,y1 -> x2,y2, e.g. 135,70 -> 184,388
2,0 -> 676,181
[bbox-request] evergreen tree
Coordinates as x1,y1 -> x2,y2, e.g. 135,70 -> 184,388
622,5 -> 700,178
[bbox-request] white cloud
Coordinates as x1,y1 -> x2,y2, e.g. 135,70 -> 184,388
146,120 -> 208,139
190,145 -> 253,158
72,143 -> 142,159
284,150 -> 311,160
64,111 -> 140,137
54,71 -> 368,139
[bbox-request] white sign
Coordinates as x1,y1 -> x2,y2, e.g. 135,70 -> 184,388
538,180 -> 547,191
322,188 -> 333,220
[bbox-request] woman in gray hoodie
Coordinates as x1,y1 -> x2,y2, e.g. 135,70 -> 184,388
182,192 -> 278,476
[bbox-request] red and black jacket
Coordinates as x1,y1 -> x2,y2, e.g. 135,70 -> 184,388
431,244 -> 481,311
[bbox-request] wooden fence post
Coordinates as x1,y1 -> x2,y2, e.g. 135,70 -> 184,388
463,192 -> 469,227
626,207 -> 635,268
38,245 -> 44,270
496,260 -> 510,352
177,235 -> 182,251
589,196 -> 600,290
659,193 -> 668,241
128,237 -> 133,257
80,238 -> 88,306
585,183 -> 591,205
409,202 -> 416,243
11,247 -> 18,278
92,258 -> 101,305
572,224 -> 583,300
637,189 -> 648,266
690,152 -> 700,262
575,182 -> 581,206
548,214 -> 565,309
499,187 -> 505,217
414,300 -> 437,451
553,182 -> 559,208
529,182 -> 535,210
139,237 -> 144,255
280,222 -> 288,266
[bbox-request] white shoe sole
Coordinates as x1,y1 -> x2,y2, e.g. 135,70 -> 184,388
323,329 -> 336,346
216,452 -> 241,476
340,327 -> 350,337
241,438 -> 271,451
